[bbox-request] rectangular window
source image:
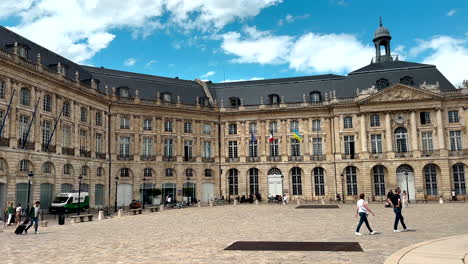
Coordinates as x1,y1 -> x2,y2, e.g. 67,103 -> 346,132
291,138 -> 301,157
79,129 -> 87,152
18,115 -> 30,144
290,120 -> 299,132
370,114 -> 380,127
119,136 -> 130,156
421,132 -> 433,153
448,110 -> 459,123
42,120 -> 52,147
142,137 -> 153,157
62,102 -> 70,117
249,122 -> 257,134
344,135 -> 355,156
184,140 -> 193,161
143,119 -> 152,131
420,112 -> 431,125
203,123 -> 211,134
269,121 -> 278,133
0,81 -> 4,99
228,123 -> 237,135
120,116 -> 129,129
343,116 -> 353,129
370,134 -> 382,154
95,133 -> 103,153
80,107 -> 87,122
249,140 -> 258,157
184,121 -> 192,133
202,141 -> 211,158
450,131 -> 462,151
228,141 -> 238,158
270,139 -> 279,157
373,166 -> 386,196
312,119 -> 321,132
62,125 -> 71,148
43,95 -> 52,112
312,138 -> 322,156
164,139 -> 173,158
95,112 -> 102,126
164,120 -> 173,132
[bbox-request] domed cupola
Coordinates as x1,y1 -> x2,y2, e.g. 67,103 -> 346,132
373,17 -> 393,63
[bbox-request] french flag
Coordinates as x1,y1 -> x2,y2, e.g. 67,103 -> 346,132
268,130 -> 274,143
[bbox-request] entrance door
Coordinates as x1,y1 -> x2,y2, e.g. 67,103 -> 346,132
396,165 -> 415,200
117,184 -> 132,208
268,175 -> 283,197
202,183 -> 215,203
16,183 -> 30,208
0,183 -> 6,218
40,183 -> 54,211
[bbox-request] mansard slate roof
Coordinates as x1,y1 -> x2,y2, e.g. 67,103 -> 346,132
0,25 -> 457,107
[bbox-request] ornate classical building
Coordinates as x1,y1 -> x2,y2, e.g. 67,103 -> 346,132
1,22 -> 467,212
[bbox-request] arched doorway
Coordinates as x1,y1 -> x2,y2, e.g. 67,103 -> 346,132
117,184 -> 132,208
267,168 -> 283,197
202,183 -> 215,203
396,165 -> 415,200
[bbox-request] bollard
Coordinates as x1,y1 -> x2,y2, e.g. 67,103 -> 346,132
321,197 -> 325,205
439,197 -> 444,204
296,199 -> 300,205
255,200 -> 259,205
209,200 -> 213,207
160,205 -> 164,212
0,221 -> 3,232
197,202 -> 201,208
234,200 -> 238,206
118,209 -> 123,217
98,211 -> 104,221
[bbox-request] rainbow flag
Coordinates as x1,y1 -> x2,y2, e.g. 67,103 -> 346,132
293,129 -> 303,142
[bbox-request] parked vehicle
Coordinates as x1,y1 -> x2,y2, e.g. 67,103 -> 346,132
49,192 -> 89,214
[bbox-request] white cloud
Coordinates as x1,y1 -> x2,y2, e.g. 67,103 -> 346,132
221,27 -> 373,74
410,36 -> 468,86
5,0 -> 280,63
124,58 -> 136,66
201,71 -> 216,78
447,9 -> 456,16
145,59 -> 158,68
278,13 -> 309,26
221,77 -> 264,82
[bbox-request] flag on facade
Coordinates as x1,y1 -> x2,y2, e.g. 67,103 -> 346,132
293,129 -> 303,142
268,130 -> 274,143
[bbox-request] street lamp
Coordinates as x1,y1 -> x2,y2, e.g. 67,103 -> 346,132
77,174 -> 83,215
26,171 -> 33,216
341,173 -> 345,204
114,176 -> 119,212
281,175 -> 285,204
186,176 -> 191,206
142,177 -> 146,209
404,171 -> 410,203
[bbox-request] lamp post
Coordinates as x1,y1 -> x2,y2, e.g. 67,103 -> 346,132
281,175 -> 284,197
77,174 -> 83,215
114,176 -> 119,212
404,171 -> 410,203
26,171 -> 33,217
142,177 -> 146,209
341,173 -> 345,204
186,176 -> 191,206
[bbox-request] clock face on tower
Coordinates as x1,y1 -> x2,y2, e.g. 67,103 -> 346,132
394,113 -> 405,124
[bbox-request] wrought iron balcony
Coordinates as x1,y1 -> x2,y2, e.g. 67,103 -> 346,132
311,155 -> 325,161
117,154 -> 133,160
0,137 -> 9,147
140,155 -> 156,161
62,147 -> 75,156
248,157 -> 260,162
163,156 -> 174,162
289,156 -> 303,162
202,157 -> 215,163
269,156 -> 281,162
96,152 -> 107,160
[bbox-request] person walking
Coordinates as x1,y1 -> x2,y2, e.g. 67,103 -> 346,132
25,201 -> 40,234
388,188 -> 408,232
5,202 -> 14,225
15,203 -> 22,226
402,190 -> 409,208
355,193 -> 376,236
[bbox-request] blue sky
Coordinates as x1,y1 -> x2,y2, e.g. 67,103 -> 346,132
0,0 -> 467,85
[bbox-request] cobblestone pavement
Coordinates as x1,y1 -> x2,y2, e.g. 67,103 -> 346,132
1,203 -> 467,264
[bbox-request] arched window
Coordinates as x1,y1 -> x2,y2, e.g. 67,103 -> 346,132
186,168 -> 194,177
345,166 -> 358,196
97,167 -> 104,177
291,167 -> 302,195
394,127 -> 408,153
117,87 -> 129,97
19,159 -> 29,172
161,92 -> 172,102
229,97 -> 241,107
453,163 -> 466,195
376,78 -> 389,89
424,164 -> 437,195
228,169 -> 238,195
400,76 -> 413,85
20,88 -> 30,106
42,162 -> 53,174
43,94 -> 52,112
204,169 -> 212,177
373,165 -> 386,196
165,168 -> 174,177
62,101 -> 71,117
268,167 -> 282,175
249,168 -> 259,195
313,167 -> 325,196
144,168 -> 152,177
310,91 -> 321,103
63,164 -> 73,175
120,168 -> 129,177
268,94 -> 280,105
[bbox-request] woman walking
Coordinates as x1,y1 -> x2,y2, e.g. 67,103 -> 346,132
355,193 -> 376,236
15,203 -> 22,226
402,190 -> 409,208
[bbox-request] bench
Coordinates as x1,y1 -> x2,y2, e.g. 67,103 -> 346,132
146,206 -> 159,213
129,208 -> 143,215
70,214 -> 94,223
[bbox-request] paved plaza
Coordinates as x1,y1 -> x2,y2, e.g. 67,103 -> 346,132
1,203 -> 468,264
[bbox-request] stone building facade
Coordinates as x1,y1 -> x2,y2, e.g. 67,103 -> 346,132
0,23 -> 467,213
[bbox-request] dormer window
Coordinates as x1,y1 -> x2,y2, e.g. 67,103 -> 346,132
310,91 -> 321,103
199,96 -> 210,106
229,97 -> 241,107
268,94 -> 280,105
400,76 -> 413,85
118,87 -> 129,97
376,78 -> 389,89
161,92 -> 172,102
6,43 -> 30,59
18,46 -> 28,59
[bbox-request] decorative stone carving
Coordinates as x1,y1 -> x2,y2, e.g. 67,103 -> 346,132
260,96 -> 264,105
111,86 -> 116,95
324,92 -> 328,101
302,93 -> 306,102
135,89 -> 139,98
105,85 -> 109,94
366,86 -> 434,103
36,53 -> 41,65
420,81 -> 440,90
358,85 -> 378,96
75,71 -> 79,81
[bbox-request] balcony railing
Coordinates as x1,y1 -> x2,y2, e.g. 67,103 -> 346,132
311,155 -> 325,161
62,147 -> 75,156
163,156 -> 174,162
184,156 -> 196,162
342,153 -> 359,160
370,153 -> 385,159
289,156 -> 303,162
395,152 -> 411,158
96,152 -> 107,160
17,139 -> 34,150
0,137 -> 9,147
202,157 -> 215,163
269,156 -> 281,162
80,149 -> 91,158
117,154 -> 133,160
226,157 -> 239,162
248,157 -> 260,162
41,144 -> 56,153
449,150 -> 468,157
140,155 -> 156,161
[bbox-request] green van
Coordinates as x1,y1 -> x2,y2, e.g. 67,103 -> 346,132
49,192 -> 89,213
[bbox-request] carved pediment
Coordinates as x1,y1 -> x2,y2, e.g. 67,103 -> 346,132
359,84 -> 442,104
